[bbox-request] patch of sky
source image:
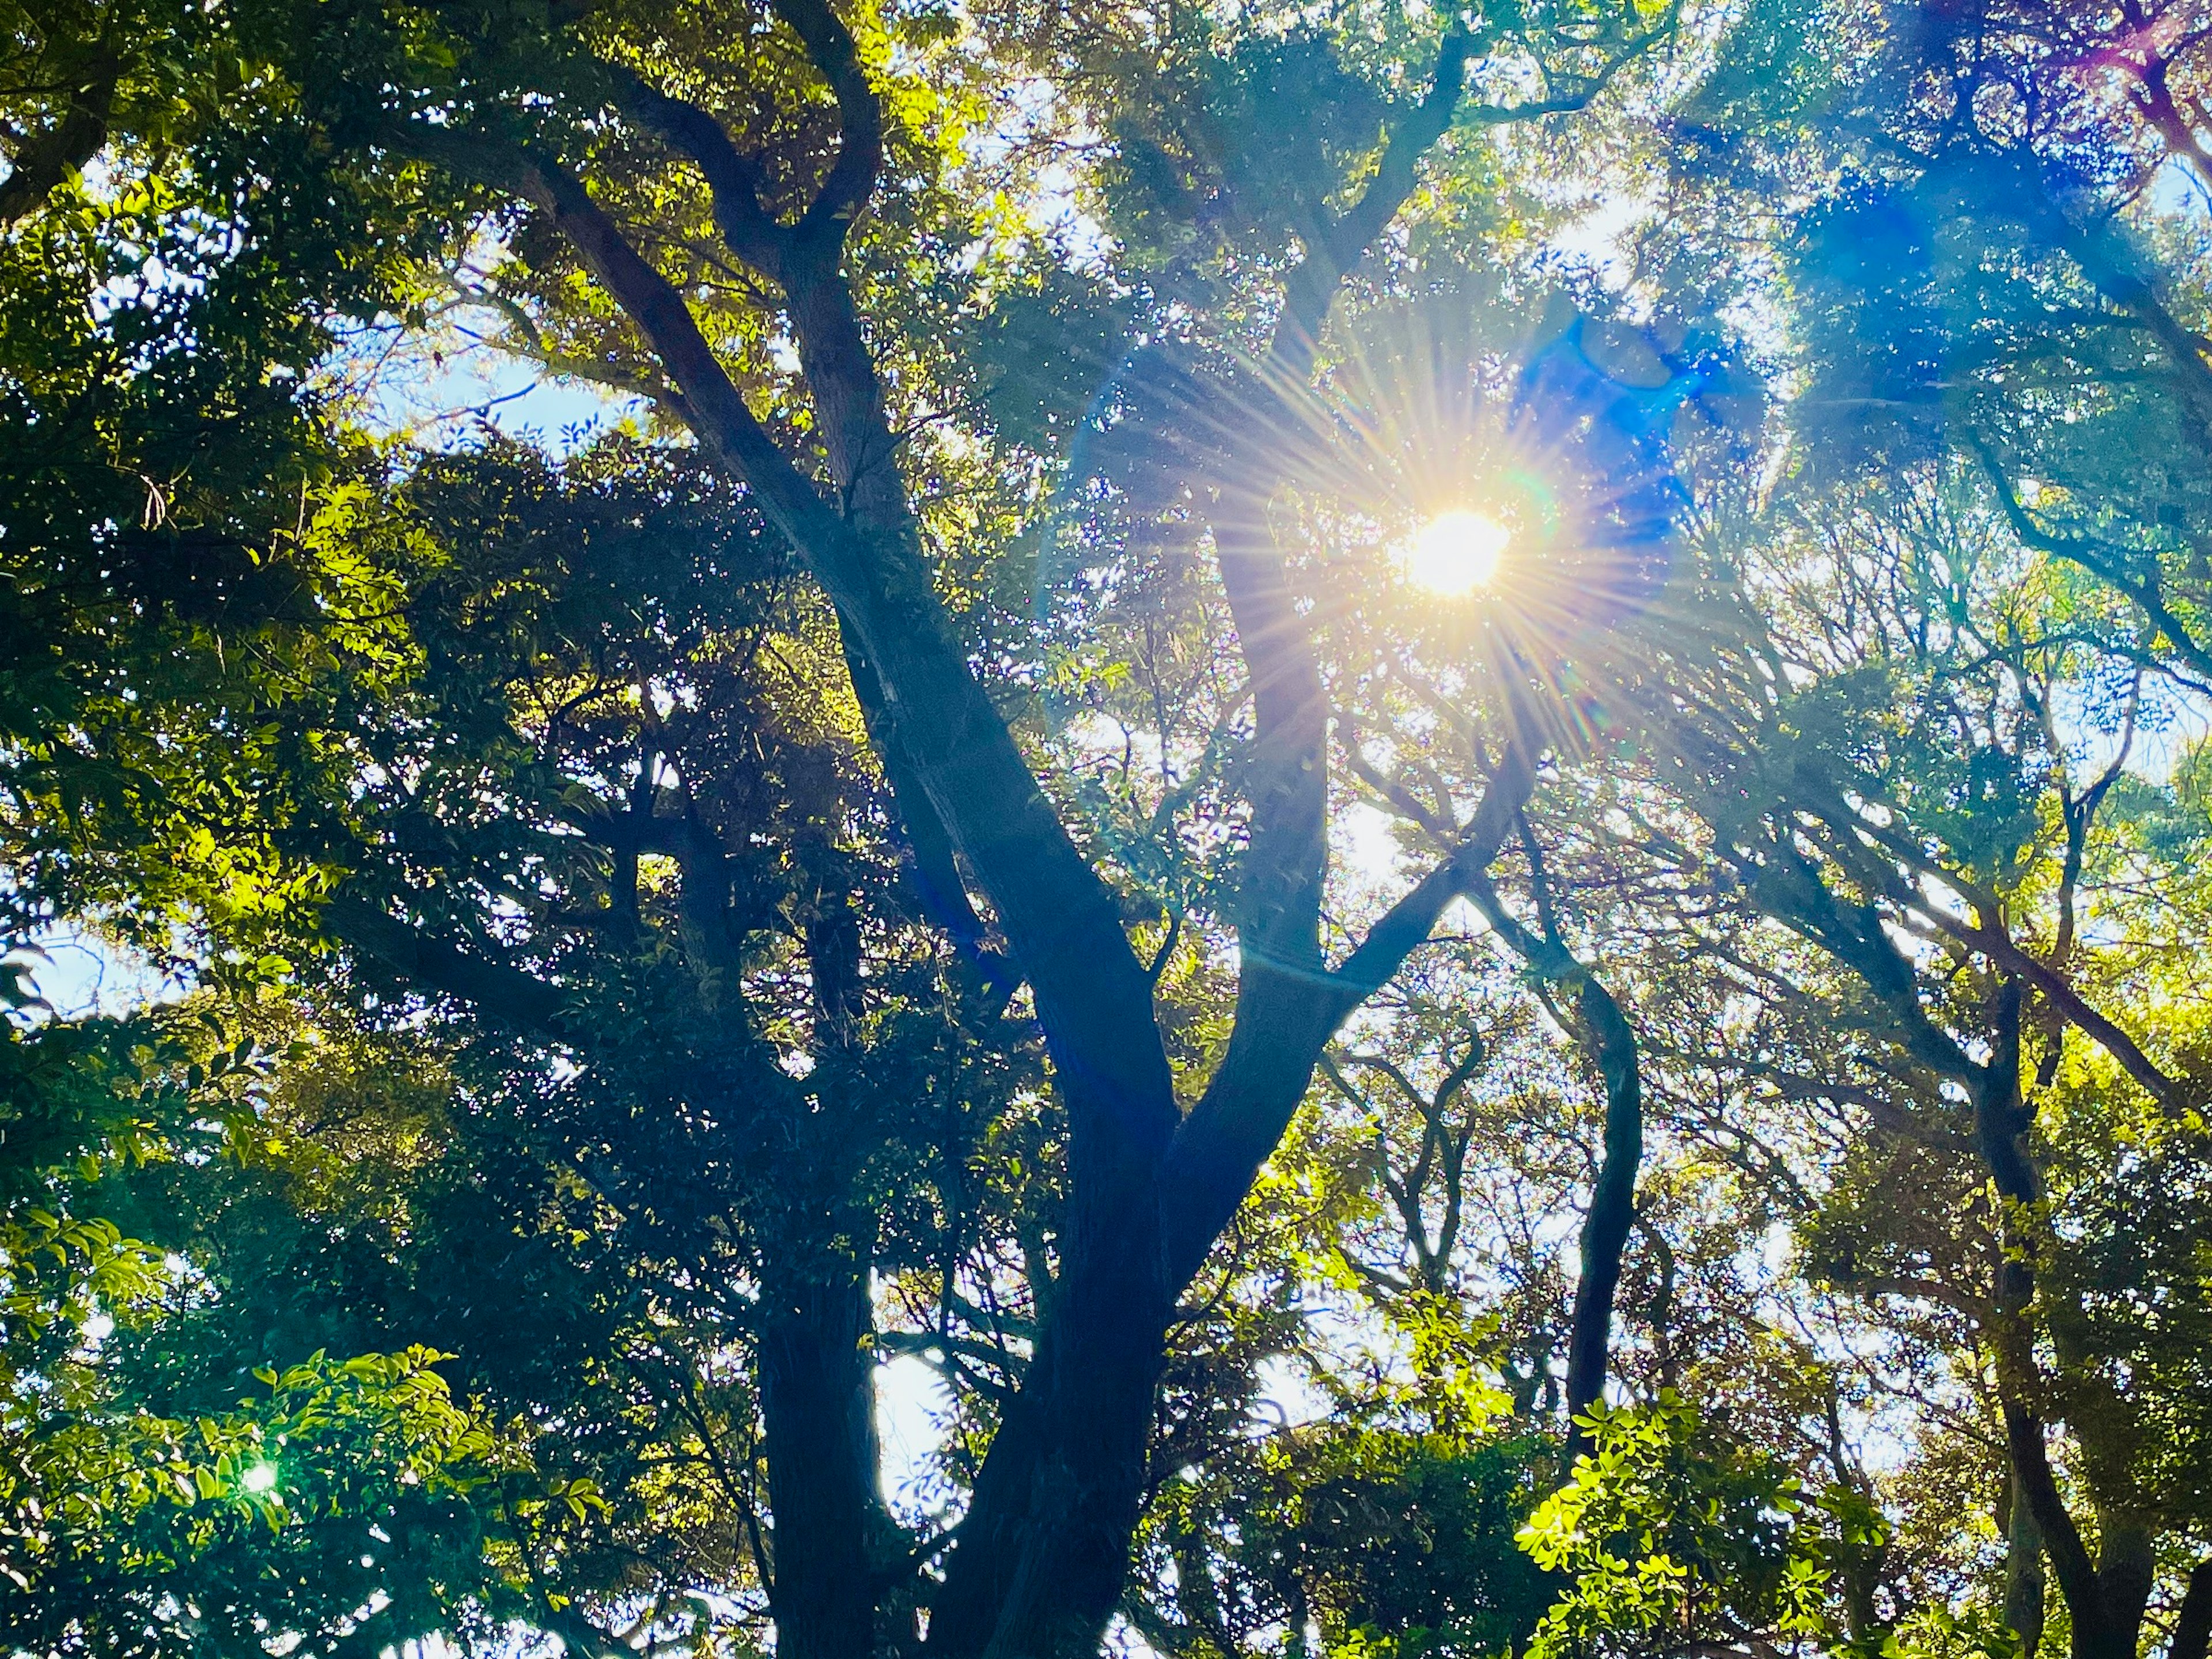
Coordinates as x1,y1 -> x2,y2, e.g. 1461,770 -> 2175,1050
2054,658 -> 2211,785
331,308 -> 647,454
876,1351 -> 964,1528
1251,1351 -> 1335,1433
964,77 -> 1114,272
6,925 -> 180,1021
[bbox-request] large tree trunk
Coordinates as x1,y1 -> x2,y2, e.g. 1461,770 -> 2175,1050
924,1216 -> 1173,1659
2172,1559 -> 2212,1659
2003,1471 -> 2048,1658
2096,1521 -> 2157,1659
2003,1403 -> 2119,1659
758,1256 -> 891,1659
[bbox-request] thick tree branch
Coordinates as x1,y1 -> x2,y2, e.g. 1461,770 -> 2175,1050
0,51 -> 116,224
1273,18 -> 1666,364
1838,1272 -> 1996,1326
579,73 -> 1016,1007
1971,436 -> 2212,690
840,631 -> 1011,999
1797,778 -> 2192,1114
1922,902 -> 2187,1113
1743,829 -> 1985,1085
605,65 -> 793,276
768,0 -> 883,252
321,894 -> 569,1033
1276,26 -> 1476,361
2006,151 -> 2212,437
1330,736 -> 1538,1001
390,122 -> 1174,1153
1214,508 -> 1330,983
1158,737 -> 1535,1289
1766,1070 -> 1976,1155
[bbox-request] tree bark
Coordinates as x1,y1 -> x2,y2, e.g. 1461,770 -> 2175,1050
924,1232 -> 1173,1659
2004,1471 -> 2048,1659
1732,846 -> 2149,1659
2096,1521 -> 2157,1659
1460,861 -> 1642,1461
2004,1402 -> 2118,1659
757,1257 -> 892,1659
1562,969 -> 1641,1456
0,49 -> 115,225
2172,1559 -> 2212,1659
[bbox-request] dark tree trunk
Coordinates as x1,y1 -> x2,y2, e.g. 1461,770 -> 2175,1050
1562,972 -> 1642,1461
2172,1559 -> 2212,1659
757,1258 -> 891,1659
1976,990 -> 2137,1659
2003,1471 -> 2048,1658
925,1229 -> 1172,1659
2097,1522 -> 2157,1659
2003,1402 -> 2139,1659
0,48 -> 115,225
926,1037 -> 1191,1659
1463,861 -> 1643,1465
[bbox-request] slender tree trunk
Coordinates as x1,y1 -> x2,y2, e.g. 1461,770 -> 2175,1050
1975,990 -> 2138,1659
1463,861 -> 1642,1464
1563,972 -> 1641,1461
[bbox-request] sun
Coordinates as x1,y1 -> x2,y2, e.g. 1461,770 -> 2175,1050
1400,509 -> 1510,597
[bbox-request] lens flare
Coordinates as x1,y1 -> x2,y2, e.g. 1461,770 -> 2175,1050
1400,509 -> 1509,597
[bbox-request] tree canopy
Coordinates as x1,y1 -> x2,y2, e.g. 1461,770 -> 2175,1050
4,0 -> 2212,1655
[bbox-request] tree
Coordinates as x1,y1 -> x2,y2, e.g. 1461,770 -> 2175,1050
12,0 -> 2212,1654
74,0 -> 1692,1652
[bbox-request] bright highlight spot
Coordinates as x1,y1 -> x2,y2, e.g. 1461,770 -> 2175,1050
240,1462 -> 278,1494
1401,509 -> 1509,597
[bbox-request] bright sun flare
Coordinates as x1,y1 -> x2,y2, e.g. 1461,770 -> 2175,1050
1401,509 -> 1509,597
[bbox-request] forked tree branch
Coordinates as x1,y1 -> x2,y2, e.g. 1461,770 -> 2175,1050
322,893 -> 570,1033
1328,741 -> 1536,1002
2003,1399 -> 2118,1656
1158,737 -> 1536,1287
1791,776 -> 2191,1113
389,120 -> 1177,1156
1275,25 -> 1478,361
768,0 -> 884,252
1973,435 -> 2212,680
1274,14 -> 1671,363
607,65 -> 794,277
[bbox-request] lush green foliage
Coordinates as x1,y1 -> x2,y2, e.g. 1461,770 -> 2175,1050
6,0 -> 2212,1654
